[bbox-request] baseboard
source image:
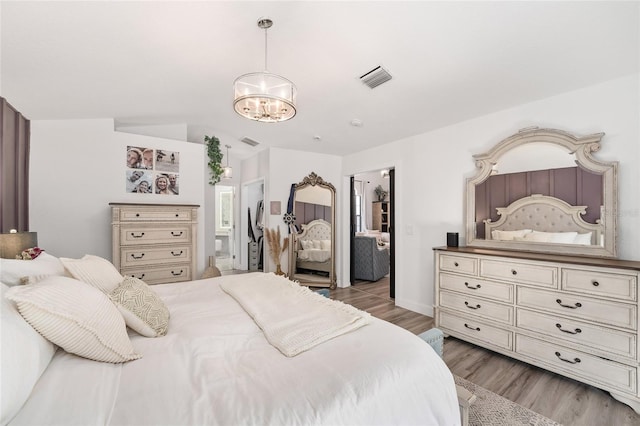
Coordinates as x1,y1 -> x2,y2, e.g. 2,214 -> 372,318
395,298 -> 434,317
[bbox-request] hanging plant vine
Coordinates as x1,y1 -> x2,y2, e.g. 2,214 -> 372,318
205,135 -> 224,185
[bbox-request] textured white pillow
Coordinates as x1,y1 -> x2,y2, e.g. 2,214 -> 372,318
524,231 -> 578,243
110,277 -> 170,337
311,240 -> 322,249
5,276 -> 141,363
1,283 -> 57,425
320,239 -> 331,250
0,252 -> 69,287
491,229 -> 532,241
59,254 -> 123,293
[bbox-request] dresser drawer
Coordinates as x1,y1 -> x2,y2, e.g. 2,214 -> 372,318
123,265 -> 192,284
120,245 -> 192,268
481,259 -> 557,287
439,311 -> 512,350
562,268 -> 637,301
517,287 -> 637,330
120,225 -> 191,246
440,290 -> 513,324
439,254 -> 478,275
516,309 -> 636,359
440,273 -> 513,303
515,334 -> 636,394
119,208 -> 193,222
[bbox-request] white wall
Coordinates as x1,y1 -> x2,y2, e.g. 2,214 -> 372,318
29,118 -> 207,274
342,73 -> 640,316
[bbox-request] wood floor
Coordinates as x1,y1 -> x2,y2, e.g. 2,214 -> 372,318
328,279 -> 640,426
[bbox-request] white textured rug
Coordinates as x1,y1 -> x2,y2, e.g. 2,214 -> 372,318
455,376 -> 563,426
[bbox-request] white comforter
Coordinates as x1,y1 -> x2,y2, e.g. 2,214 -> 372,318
10,273 -> 460,426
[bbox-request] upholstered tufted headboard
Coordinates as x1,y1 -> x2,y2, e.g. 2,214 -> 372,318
296,219 -> 331,248
484,194 -> 603,245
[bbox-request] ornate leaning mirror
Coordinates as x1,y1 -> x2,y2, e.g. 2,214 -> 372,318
288,172 -> 337,289
465,127 -> 618,257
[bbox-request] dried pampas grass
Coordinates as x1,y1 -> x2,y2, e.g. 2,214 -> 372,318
265,226 -> 289,268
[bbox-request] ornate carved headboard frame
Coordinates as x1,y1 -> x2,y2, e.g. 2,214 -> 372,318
466,127 -> 618,257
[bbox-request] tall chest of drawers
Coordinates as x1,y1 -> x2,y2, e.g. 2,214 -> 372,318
111,203 -> 199,285
434,246 -> 640,413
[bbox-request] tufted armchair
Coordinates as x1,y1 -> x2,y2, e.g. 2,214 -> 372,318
354,236 -> 390,281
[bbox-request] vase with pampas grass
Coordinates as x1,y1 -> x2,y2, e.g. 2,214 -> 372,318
264,226 -> 289,276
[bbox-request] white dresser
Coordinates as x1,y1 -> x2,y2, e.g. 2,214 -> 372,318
434,246 -> 640,412
111,203 -> 198,284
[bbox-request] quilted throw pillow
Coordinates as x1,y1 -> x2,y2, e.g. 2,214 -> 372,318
110,277 -> 170,337
5,276 -> 141,363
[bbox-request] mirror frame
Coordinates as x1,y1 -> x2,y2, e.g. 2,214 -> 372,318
288,172 -> 337,288
465,127 -> 618,257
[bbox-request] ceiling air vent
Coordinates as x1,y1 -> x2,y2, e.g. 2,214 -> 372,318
359,66 -> 392,89
240,137 -> 260,147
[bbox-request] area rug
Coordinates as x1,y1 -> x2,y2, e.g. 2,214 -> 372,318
455,375 -> 563,426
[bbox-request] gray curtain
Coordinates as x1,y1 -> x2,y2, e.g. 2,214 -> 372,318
0,97 -> 30,232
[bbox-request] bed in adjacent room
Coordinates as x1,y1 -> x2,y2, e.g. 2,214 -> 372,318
1,252 -> 460,426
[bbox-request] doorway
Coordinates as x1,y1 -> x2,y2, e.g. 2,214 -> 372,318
215,185 -> 235,271
350,168 -> 395,298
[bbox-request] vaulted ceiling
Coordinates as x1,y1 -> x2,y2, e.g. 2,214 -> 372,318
2,1 -> 638,158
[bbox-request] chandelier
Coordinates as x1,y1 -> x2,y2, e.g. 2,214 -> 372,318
233,18 -> 297,123
223,145 -> 232,179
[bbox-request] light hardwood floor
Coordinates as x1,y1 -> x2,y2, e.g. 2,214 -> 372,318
329,278 -> 640,426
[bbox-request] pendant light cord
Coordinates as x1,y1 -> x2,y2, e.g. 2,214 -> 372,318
264,27 -> 268,71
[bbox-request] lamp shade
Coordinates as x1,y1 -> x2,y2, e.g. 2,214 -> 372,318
0,232 -> 38,259
233,72 -> 297,123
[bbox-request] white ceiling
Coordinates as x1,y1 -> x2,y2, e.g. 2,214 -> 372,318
2,1 -> 638,159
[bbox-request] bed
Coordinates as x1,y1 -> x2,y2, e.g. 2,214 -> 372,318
294,219 -> 332,274
484,194 -> 604,246
1,252 -> 460,426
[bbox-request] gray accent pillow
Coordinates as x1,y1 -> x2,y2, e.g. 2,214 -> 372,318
110,277 -> 170,337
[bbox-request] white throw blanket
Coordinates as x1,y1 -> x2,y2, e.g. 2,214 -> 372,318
220,273 -> 371,356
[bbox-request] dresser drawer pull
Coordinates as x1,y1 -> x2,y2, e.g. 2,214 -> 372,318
130,253 -> 145,260
171,250 -> 183,256
130,273 -> 145,279
591,280 -> 600,287
511,269 -> 517,275
171,231 -> 183,237
554,351 -> 581,364
135,213 -> 140,217
464,282 -> 481,290
175,213 -> 179,217
171,270 -> 184,276
131,232 -> 145,238
555,323 -> 582,335
464,301 -> 481,310
556,299 -> 582,309
464,323 -> 480,331
454,262 -> 459,267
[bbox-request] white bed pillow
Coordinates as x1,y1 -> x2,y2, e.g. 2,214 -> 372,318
59,254 -> 123,293
1,283 -> 57,425
5,276 -> 141,363
109,277 -> 170,337
491,229 -> 532,241
300,240 -> 312,250
574,232 -> 593,245
0,252 -> 69,287
523,231 -> 579,243
311,240 -> 322,249
320,240 -> 331,250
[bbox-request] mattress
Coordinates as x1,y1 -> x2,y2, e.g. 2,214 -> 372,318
9,273 -> 459,425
